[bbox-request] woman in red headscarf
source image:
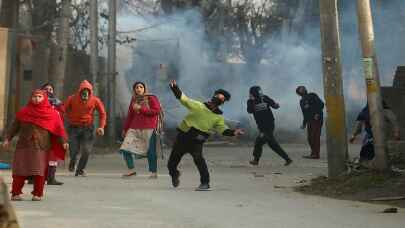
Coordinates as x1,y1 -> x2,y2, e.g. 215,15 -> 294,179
2,90 -> 68,201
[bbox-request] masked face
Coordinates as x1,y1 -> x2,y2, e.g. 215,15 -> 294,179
211,94 -> 225,106
31,93 -> 44,105
80,89 -> 90,101
297,87 -> 307,96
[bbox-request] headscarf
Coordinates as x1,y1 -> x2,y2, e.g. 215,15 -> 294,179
16,90 -> 66,138
131,81 -> 150,109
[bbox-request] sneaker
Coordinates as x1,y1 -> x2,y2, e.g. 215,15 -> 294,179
195,183 -> 211,191
11,195 -> 23,201
122,171 -> 137,178
32,196 -> 42,201
68,161 -> 75,172
47,179 -> 64,185
75,169 -> 87,177
171,175 -> 180,188
284,159 -> 293,166
249,159 -> 259,166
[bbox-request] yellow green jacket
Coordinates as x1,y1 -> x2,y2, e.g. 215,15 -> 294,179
177,94 -> 229,135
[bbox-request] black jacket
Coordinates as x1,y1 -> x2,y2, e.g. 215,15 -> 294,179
247,95 -> 279,132
299,92 -> 324,126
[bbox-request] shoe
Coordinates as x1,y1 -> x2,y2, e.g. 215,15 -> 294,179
249,159 -> 259,166
284,159 -> 293,166
302,155 -> 320,159
148,173 -> 158,179
11,195 -> 23,201
75,169 -> 87,177
47,179 -> 64,185
195,183 -> 211,191
171,175 -> 180,188
68,161 -> 75,172
27,177 -> 34,185
32,196 -> 42,201
122,171 -> 137,178
47,166 -> 63,185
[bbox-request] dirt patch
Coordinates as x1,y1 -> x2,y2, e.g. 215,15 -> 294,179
296,171 -> 405,208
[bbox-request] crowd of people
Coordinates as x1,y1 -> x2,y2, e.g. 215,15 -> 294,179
0,78 -> 399,200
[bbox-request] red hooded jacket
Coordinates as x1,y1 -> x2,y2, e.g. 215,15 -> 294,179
65,80 -> 107,128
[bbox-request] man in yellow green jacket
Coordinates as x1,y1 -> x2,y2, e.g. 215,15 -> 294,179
168,80 -> 244,191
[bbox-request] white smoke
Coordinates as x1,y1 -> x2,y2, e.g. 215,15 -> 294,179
113,0 -> 405,141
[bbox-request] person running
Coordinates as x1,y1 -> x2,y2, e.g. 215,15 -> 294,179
296,86 -> 324,159
119,81 -> 163,179
65,80 -> 107,177
167,80 -> 244,191
2,90 -> 68,201
248,86 -> 292,166
41,83 -> 65,185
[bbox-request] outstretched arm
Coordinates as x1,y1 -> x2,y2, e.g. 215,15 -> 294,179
169,80 -> 202,110
169,80 -> 182,99
214,118 -> 244,137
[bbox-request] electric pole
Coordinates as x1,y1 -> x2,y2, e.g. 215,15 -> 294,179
356,0 -> 388,170
90,0 -> 98,88
107,0 -> 117,142
319,0 -> 348,177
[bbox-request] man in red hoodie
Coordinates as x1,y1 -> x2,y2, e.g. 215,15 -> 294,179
65,80 -> 107,177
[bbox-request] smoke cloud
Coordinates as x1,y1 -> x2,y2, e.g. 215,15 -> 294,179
114,0 -> 405,141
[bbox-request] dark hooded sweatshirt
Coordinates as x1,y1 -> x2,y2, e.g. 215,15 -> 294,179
299,93 -> 324,126
247,94 -> 279,132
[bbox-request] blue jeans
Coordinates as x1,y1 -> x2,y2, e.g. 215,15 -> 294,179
121,133 -> 157,172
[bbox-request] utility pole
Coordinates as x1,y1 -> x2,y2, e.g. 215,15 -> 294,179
319,0 -> 348,178
356,0 -> 388,170
107,0 -> 117,142
90,0 -> 98,88
50,0 -> 71,99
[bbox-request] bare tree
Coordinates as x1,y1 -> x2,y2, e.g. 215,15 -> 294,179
31,0 -> 57,89
230,0 -> 284,64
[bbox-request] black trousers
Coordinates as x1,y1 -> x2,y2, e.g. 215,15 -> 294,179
253,129 -> 290,161
360,141 -> 375,161
167,131 -> 210,185
68,125 -> 95,172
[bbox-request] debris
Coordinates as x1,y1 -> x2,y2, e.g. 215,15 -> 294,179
382,208 -> 398,213
252,172 -> 265,178
391,166 -> 405,173
272,172 -> 282,175
274,185 -> 287,189
295,179 -> 307,184
230,165 -> 247,168
370,196 -> 405,201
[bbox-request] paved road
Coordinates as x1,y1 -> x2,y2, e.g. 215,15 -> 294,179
2,144 -> 404,228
